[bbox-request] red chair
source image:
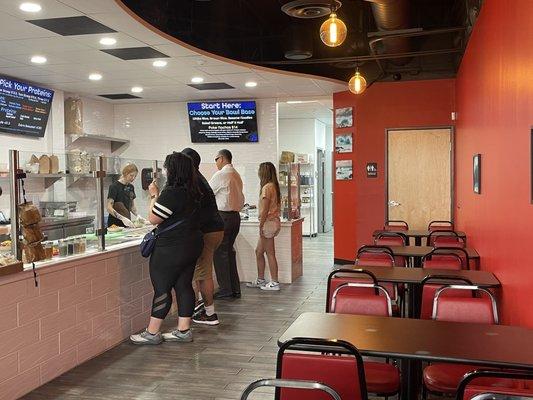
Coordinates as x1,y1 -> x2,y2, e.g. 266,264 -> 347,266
384,220 -> 409,231
326,269 -> 382,313
428,230 -> 466,248
355,246 -> 400,310
374,233 -> 408,267
422,247 -> 468,270
423,286 -> 500,398
329,278 -> 400,398
428,220 -> 454,231
456,369 -> 533,400
277,338 -> 369,400
331,281 -> 393,317
418,275 -> 474,320
356,245 -> 395,267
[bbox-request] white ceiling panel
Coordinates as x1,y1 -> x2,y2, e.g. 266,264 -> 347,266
0,57 -> 23,68
0,65 -> 54,77
9,36 -> 91,53
68,32 -> 147,49
196,64 -> 252,75
29,73 -> 79,84
0,0 -> 82,19
0,13 -> 60,39
153,44 -> 199,58
57,0 -> 124,15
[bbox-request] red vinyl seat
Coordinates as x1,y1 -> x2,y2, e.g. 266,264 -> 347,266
374,233 -> 408,267
419,282 -> 472,320
384,220 -> 409,231
428,230 -> 466,248
355,246 -> 400,303
364,361 -> 401,395
428,220 -> 454,231
278,338 -> 368,400
456,370 -> 533,400
423,286 -> 500,398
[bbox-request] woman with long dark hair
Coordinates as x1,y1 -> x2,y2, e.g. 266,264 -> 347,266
247,162 -> 282,291
130,152 -> 203,344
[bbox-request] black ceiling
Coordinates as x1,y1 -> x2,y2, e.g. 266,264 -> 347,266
121,0 -> 482,85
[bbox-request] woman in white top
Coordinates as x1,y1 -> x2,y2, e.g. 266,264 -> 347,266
247,162 -> 282,291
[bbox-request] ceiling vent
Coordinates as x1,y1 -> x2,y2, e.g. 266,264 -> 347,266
281,0 -> 341,19
284,25 -> 313,60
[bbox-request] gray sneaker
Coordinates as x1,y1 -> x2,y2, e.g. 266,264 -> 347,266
162,329 -> 193,342
246,278 -> 267,288
130,329 -> 163,345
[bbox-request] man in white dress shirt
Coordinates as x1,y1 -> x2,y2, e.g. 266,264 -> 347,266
209,149 -> 245,299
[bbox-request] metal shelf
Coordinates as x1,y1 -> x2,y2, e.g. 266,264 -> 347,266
67,134 -> 130,154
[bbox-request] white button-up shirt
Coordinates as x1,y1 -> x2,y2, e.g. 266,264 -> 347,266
209,164 -> 245,212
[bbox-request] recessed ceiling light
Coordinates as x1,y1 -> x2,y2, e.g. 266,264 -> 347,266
88,73 -> 102,81
131,86 -> 143,93
99,37 -> 116,46
245,81 -> 257,88
191,77 -> 204,84
152,60 -> 167,68
30,55 -> 47,64
19,2 -> 41,12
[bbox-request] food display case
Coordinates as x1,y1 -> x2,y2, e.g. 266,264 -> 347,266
279,163 -> 301,220
4,150 -> 163,268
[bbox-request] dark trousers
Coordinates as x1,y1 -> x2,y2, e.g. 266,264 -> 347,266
214,211 -> 241,295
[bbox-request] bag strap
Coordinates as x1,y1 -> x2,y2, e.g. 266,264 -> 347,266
154,218 -> 185,238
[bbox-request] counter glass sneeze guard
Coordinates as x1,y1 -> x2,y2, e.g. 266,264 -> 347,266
6,149 -> 163,268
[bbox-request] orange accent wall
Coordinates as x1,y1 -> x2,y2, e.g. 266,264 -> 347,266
333,79 -> 455,261
455,0 -> 533,327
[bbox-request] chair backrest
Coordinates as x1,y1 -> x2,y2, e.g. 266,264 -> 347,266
456,369 -> 533,400
433,285 -> 499,324
423,248 -> 466,270
374,232 -> 407,246
277,338 -> 369,400
428,220 -> 454,231
331,282 -> 392,317
384,220 -> 409,231
241,379 -> 341,400
326,269 -> 379,312
419,275 -> 474,319
428,230 -> 466,248
356,245 -> 395,267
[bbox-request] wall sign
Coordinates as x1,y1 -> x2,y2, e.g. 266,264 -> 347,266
0,75 -> 54,137
187,100 -> 258,143
366,162 -> 378,178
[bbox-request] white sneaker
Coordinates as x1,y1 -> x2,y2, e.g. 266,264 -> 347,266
246,278 -> 267,288
260,281 -> 280,291
130,329 -> 163,345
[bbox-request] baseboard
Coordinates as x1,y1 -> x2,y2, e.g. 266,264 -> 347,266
334,257 -> 353,265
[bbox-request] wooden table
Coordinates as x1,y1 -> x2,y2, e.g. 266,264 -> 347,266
279,312 -> 533,399
373,229 -> 467,246
386,245 -> 480,269
336,265 -> 500,318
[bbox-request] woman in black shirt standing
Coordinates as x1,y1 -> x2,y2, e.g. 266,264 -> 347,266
130,152 -> 203,345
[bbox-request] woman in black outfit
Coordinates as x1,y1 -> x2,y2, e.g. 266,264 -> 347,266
130,152 -> 203,345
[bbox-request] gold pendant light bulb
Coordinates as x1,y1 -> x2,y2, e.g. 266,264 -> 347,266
320,13 -> 347,47
348,70 -> 367,94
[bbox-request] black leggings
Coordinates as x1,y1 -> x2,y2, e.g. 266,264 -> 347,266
149,236 -> 203,319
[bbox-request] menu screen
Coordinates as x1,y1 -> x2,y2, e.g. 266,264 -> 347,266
0,76 -> 54,138
188,100 -> 258,143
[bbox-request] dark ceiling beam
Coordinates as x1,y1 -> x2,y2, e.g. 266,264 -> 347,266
256,48 -> 463,65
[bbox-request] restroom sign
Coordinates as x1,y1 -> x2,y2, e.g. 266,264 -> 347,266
366,163 -> 378,178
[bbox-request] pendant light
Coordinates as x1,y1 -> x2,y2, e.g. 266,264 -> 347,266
348,68 -> 367,95
319,5 -> 347,47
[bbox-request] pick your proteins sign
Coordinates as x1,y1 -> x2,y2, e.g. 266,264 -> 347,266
0,76 -> 54,137
187,100 -> 258,143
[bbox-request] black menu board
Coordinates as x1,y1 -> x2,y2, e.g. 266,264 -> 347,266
187,100 -> 258,143
0,75 -> 54,138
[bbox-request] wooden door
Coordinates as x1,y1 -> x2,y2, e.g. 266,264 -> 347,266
387,128 -> 452,230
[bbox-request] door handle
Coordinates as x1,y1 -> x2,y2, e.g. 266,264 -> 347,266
388,200 -> 401,207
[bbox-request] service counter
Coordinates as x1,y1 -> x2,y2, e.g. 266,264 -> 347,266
0,238 -> 153,399
236,217 -> 303,284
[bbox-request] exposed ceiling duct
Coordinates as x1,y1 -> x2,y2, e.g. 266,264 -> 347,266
364,0 -> 411,65
281,0 -> 342,19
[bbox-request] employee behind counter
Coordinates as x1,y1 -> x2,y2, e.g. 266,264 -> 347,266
106,163 -> 147,228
